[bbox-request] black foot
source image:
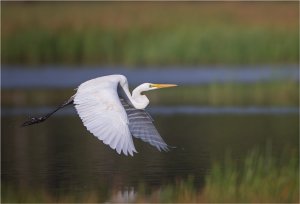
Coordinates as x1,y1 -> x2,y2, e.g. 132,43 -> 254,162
22,116 -> 47,127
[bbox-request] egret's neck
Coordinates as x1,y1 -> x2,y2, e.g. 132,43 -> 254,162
119,79 -> 150,109
131,86 -> 149,109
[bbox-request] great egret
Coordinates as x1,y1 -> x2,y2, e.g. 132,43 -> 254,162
23,75 -> 177,156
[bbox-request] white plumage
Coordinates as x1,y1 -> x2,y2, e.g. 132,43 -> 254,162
74,75 -> 137,156
22,74 -> 177,156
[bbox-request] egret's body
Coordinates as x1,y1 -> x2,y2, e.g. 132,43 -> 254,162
23,75 -> 176,156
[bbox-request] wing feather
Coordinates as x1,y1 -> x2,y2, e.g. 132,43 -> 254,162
74,76 -> 137,156
120,98 -> 169,152
122,137 -> 128,156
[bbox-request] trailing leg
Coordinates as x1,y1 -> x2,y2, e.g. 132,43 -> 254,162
22,96 -> 74,127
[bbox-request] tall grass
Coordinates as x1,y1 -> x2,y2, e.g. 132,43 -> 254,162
202,148 -> 299,203
2,81 -> 299,107
132,147 -> 299,203
2,2 -> 299,65
2,27 -> 299,65
148,81 -> 299,107
2,148 -> 298,203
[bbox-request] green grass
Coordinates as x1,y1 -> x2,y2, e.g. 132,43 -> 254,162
1,2 -> 299,65
2,81 -> 298,107
132,146 -> 299,203
2,147 -> 298,203
2,27 -> 298,65
134,147 -> 299,203
148,81 -> 299,107
202,149 -> 299,203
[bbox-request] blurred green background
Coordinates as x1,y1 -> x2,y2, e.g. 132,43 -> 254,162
2,1 -> 299,66
1,2 -> 299,203
2,1 -> 299,107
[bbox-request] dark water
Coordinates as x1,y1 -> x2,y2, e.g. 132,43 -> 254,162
1,66 -> 299,201
2,106 -> 299,116
1,109 -> 299,201
2,65 -> 298,88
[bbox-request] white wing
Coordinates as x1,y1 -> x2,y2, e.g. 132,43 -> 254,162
73,75 -> 137,156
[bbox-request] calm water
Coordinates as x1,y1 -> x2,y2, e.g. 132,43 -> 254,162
1,66 -> 299,201
2,109 -> 299,201
2,65 -> 298,88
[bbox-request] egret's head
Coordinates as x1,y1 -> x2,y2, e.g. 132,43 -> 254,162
141,83 -> 177,92
132,83 -> 177,109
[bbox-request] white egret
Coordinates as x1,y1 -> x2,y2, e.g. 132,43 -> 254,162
23,75 -> 177,156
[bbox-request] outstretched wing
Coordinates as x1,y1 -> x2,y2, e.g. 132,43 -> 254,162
120,98 -> 169,152
74,76 -> 137,156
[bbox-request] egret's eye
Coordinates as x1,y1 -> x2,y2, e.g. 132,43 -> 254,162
149,84 -> 152,88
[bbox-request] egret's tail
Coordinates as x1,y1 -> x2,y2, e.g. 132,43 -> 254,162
22,96 -> 74,127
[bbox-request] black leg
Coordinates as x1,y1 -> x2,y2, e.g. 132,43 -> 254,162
22,96 -> 74,127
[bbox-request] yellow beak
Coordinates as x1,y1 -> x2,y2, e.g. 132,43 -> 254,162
151,84 -> 178,89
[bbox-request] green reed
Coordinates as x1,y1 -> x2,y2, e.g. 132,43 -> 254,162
4,81 -> 298,107
2,2 -> 299,65
135,147 -> 299,203
148,80 -> 299,107
2,147 -> 298,203
2,27 -> 298,65
202,148 -> 299,203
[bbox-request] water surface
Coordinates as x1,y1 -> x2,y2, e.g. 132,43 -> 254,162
2,110 -> 298,201
2,65 -> 298,88
1,66 -> 299,201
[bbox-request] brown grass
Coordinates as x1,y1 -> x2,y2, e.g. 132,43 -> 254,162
2,2 -> 298,36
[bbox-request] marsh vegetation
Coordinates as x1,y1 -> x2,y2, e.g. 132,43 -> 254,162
1,2 -> 299,203
2,2 -> 298,65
